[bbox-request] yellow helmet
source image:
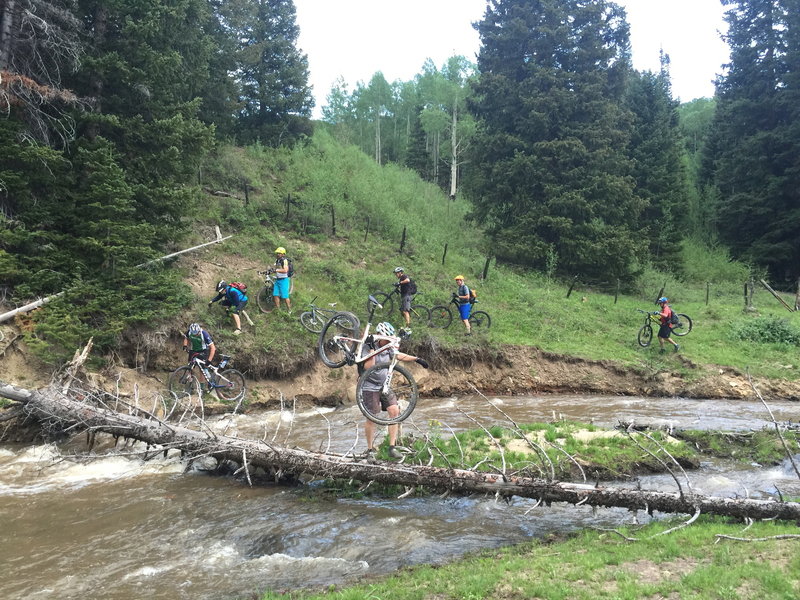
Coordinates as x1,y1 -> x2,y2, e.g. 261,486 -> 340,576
454,275 -> 465,281
275,247 -> 286,254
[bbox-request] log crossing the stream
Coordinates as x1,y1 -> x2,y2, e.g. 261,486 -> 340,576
2,379 -> 800,522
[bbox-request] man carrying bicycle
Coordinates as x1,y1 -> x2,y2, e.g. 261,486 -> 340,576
655,297 -> 680,354
182,323 -> 219,397
209,280 -> 248,335
454,275 -> 472,334
393,266 -> 415,328
360,321 -> 428,459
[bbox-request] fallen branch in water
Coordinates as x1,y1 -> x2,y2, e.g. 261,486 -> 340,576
3,379 -> 800,521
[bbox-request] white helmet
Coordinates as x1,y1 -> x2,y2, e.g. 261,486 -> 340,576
393,267 -> 404,273
188,323 -> 202,335
375,322 -> 395,337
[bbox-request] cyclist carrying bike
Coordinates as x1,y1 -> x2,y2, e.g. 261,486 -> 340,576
655,297 -> 680,354
182,323 -> 219,396
360,321 -> 428,459
454,275 -> 472,334
209,280 -> 248,335
393,266 -> 414,328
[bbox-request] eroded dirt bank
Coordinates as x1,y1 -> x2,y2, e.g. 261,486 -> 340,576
2,324 -> 798,411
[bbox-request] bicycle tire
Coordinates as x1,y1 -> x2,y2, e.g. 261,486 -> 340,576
409,304 -> 431,327
672,314 -> 693,337
300,310 -> 325,334
469,310 -> 491,329
428,305 -> 452,329
215,368 -> 246,402
318,311 -> 361,368
255,283 -> 276,313
368,292 -> 393,320
638,324 -> 653,347
168,366 -> 200,398
356,363 -> 418,426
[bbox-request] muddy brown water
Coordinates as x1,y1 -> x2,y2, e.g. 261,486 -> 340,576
1,393 -> 799,600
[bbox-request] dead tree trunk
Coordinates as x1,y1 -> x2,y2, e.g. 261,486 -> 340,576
2,380 -> 800,521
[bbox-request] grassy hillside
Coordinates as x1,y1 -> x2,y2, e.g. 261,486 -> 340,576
169,128 -> 800,383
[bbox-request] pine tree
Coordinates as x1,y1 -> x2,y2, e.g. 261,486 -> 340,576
466,0 -> 645,282
219,0 -> 314,145
705,0 -> 800,282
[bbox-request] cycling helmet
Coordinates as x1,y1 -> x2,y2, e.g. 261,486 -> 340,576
188,323 -> 202,335
216,280 -> 227,292
454,275 -> 465,281
393,267 -> 404,273
275,246 -> 286,254
375,322 -> 396,337
658,297 -> 668,303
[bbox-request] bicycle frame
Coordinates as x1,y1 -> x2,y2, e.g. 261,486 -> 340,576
188,354 -> 233,388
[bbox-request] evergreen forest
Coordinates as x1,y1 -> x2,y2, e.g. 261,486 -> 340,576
1,0 -> 799,363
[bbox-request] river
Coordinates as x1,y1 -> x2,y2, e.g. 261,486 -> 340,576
1,393 -> 798,600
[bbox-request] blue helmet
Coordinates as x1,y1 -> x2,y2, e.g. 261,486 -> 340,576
658,297 -> 668,303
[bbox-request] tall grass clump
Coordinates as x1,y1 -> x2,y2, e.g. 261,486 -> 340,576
732,316 -> 800,346
679,239 -> 751,289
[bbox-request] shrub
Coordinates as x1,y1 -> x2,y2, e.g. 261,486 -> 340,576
731,316 -> 800,346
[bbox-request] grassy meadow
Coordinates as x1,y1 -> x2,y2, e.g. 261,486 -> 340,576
186,129 -> 800,382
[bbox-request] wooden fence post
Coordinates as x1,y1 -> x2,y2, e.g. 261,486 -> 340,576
330,205 -> 336,237
614,279 -> 620,304
481,256 -> 491,281
706,282 -> 710,305
399,226 -> 406,253
364,216 -> 370,242
795,277 -> 800,311
243,182 -> 249,206
760,279 -> 794,312
566,275 -> 578,299
441,243 -> 448,266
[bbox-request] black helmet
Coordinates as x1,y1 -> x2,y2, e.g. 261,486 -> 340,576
216,280 -> 227,292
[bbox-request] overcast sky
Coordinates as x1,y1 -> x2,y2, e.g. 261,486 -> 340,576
294,0 -> 729,118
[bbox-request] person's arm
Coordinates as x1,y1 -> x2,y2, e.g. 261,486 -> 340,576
207,342 -> 216,363
276,258 -> 288,274
397,352 -> 429,368
182,335 -> 189,352
209,292 -> 223,305
399,275 -> 410,286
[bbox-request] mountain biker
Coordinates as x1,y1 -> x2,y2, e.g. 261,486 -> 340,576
393,266 -> 414,328
182,323 -> 219,397
209,280 -> 248,335
454,275 -> 472,334
655,297 -> 680,353
273,247 -> 292,311
360,321 -> 429,459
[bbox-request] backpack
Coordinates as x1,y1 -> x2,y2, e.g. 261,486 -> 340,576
406,279 -> 417,295
230,282 -> 248,293
277,257 -> 295,277
669,308 -> 679,325
469,288 -> 477,304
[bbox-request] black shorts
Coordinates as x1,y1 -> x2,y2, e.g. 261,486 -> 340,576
361,389 -> 398,415
658,324 -> 672,338
222,298 -> 248,313
400,295 -> 412,312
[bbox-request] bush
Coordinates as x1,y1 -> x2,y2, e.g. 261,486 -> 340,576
731,316 -> 800,346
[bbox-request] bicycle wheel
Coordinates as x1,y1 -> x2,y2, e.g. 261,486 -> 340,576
255,284 -> 275,313
428,305 -> 453,329
367,292 -> 393,320
215,369 -> 246,402
409,304 -> 431,327
638,324 -> 653,347
168,366 -> 200,398
356,364 -> 419,426
672,314 -> 693,337
318,311 -> 361,368
469,310 -> 491,329
300,310 -> 325,334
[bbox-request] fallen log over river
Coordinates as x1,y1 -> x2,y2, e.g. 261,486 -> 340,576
2,379 -> 800,522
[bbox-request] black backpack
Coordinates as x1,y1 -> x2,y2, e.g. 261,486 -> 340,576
669,309 -> 679,325
277,256 -> 295,277
406,278 -> 417,295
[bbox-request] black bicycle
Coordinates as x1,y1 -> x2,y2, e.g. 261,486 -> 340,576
299,296 -> 342,334
636,309 -> 693,347
367,286 -> 431,326
428,295 -> 491,330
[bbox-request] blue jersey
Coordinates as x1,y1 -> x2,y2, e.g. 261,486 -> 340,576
226,286 -> 248,303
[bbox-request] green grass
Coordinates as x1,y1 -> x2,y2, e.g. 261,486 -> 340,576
259,517 -> 800,599
177,129 -> 800,383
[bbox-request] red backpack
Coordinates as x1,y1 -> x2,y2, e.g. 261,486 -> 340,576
230,282 -> 248,293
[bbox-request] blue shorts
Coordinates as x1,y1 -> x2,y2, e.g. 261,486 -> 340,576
458,303 -> 472,320
273,277 -> 290,299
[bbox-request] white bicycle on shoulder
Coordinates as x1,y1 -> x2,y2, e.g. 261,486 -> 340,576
316,296 -> 419,425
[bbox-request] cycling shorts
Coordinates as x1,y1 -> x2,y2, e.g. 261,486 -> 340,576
361,389 -> 398,414
458,303 -> 472,320
273,277 -> 290,299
